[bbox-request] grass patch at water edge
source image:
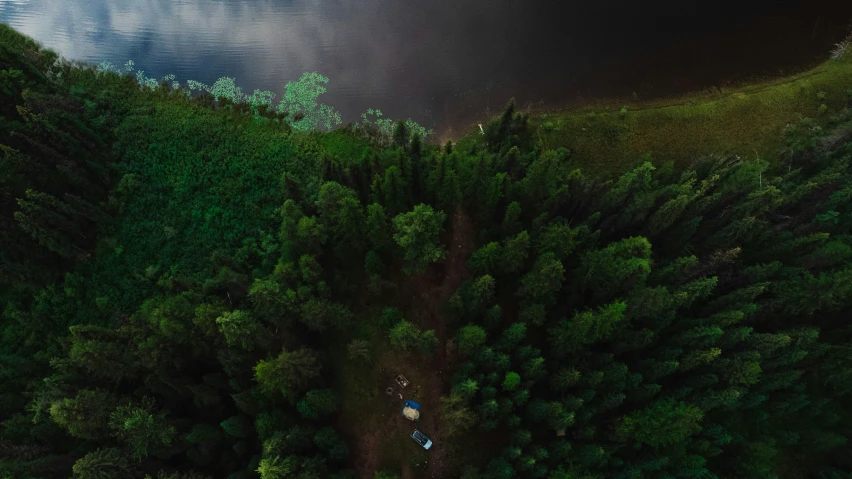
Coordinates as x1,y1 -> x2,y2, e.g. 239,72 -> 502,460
521,57 -> 852,172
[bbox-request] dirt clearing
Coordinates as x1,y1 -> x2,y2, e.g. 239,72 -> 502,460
343,208 -> 477,479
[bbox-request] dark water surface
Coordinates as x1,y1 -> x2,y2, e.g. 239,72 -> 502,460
2,0 -> 851,134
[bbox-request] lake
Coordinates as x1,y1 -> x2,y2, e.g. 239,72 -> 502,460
2,0 -> 851,136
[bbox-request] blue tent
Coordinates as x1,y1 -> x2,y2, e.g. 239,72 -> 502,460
402,400 -> 421,421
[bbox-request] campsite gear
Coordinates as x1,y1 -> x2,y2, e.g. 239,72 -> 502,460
402,400 -> 421,421
411,429 -> 432,450
395,374 -> 409,388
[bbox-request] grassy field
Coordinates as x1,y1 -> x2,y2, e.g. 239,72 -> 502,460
461,56 -> 852,173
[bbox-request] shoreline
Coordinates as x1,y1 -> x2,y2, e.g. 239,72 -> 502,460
449,56 -> 852,173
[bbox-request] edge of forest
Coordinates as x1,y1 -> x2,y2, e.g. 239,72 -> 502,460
455,57 -> 852,172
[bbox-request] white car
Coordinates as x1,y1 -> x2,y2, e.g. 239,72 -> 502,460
411,429 -> 433,450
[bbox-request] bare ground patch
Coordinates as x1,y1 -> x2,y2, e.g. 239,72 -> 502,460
402,208 -> 476,478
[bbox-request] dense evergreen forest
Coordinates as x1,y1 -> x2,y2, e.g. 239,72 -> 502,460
3,24 -> 852,479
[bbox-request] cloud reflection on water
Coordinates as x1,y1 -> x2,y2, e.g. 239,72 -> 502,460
2,0 -> 848,134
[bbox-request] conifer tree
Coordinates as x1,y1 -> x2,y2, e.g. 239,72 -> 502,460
392,204 -> 447,274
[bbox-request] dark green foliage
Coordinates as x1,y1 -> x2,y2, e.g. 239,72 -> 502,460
440,392 -> 479,437
457,324 -> 487,355
216,310 -> 261,350
388,319 -> 419,349
109,400 -> 177,459
501,322 -> 527,347
71,448 -> 137,479
501,230 -> 531,274
299,297 -> 351,332
254,348 -> 321,400
548,301 -> 627,356
468,241 -> 503,276
313,427 -> 348,461
417,329 -> 440,355
385,316 -> 440,355
346,339 -> 371,362
517,252 -> 565,304
298,389 -> 340,419
501,201 -> 523,237
503,371 -> 521,391
617,398 -> 703,448
366,203 -> 393,255
577,236 -> 651,299
186,424 -> 224,447
220,415 -> 254,439
393,204 -> 447,274
551,368 -> 581,391
48,389 -> 117,440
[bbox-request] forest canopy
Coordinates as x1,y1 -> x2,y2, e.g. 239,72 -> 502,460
2,24 -> 852,479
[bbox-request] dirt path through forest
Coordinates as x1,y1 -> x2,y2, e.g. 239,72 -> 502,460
404,208 -> 475,478
351,208 -> 475,479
